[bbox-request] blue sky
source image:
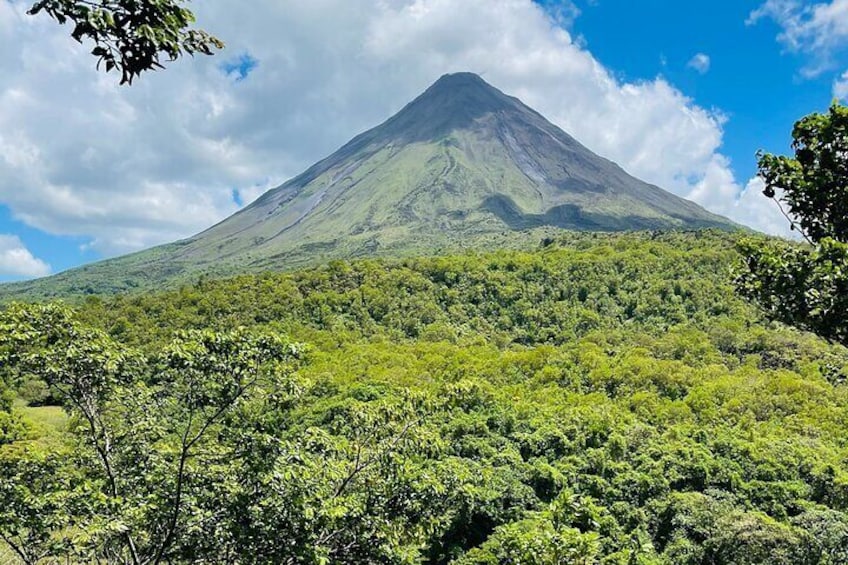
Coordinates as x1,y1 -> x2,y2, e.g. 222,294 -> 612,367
0,0 -> 845,282
562,1 -> 837,182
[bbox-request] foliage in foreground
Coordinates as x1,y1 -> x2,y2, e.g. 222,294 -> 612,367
738,102 -> 848,347
1,304 -> 304,564
2,231 -> 848,563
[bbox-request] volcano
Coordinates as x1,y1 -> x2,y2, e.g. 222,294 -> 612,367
3,72 -> 735,298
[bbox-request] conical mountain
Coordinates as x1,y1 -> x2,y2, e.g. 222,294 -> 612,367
176,73 -> 732,267
2,72 -> 735,298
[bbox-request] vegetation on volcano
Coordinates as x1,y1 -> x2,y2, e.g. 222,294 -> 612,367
2,229 -> 848,564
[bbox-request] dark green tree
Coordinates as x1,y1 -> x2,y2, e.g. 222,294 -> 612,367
28,0 -> 223,84
756,103 -> 848,244
737,102 -> 848,345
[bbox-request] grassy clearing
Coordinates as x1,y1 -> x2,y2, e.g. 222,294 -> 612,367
13,398 -> 68,436
0,543 -> 21,565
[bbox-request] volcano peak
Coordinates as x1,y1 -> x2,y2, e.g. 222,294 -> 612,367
374,72 -> 521,144
429,71 -> 492,89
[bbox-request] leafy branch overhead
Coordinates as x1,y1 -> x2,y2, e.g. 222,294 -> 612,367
28,0 -> 224,85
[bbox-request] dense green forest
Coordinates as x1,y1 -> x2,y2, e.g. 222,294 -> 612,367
3,230 -> 848,563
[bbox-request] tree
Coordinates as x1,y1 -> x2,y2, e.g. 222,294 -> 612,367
0,442 -> 92,565
28,0 -> 223,84
0,303 -> 303,564
756,102 -> 848,244
737,102 -> 848,346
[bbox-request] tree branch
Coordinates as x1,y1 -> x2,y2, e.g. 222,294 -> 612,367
770,195 -> 814,244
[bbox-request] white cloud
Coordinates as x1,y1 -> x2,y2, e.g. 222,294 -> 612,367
0,235 -> 50,278
687,53 -> 711,74
834,69 -> 848,98
749,0 -> 848,75
730,177 -> 799,238
0,0 -> 789,260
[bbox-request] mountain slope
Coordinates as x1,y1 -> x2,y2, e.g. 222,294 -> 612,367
2,73 -> 735,299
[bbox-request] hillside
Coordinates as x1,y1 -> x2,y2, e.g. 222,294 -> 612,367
4,230 -> 846,563
0,73 -> 734,300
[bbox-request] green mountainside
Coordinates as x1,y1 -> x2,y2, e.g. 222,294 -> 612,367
5,231 -> 848,563
0,73 -> 734,300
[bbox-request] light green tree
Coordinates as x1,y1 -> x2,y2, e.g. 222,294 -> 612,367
0,303 -> 303,564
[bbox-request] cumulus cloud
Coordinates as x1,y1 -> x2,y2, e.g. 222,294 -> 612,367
0,0 -> 788,259
834,69 -> 848,98
730,177 -> 799,238
749,0 -> 848,76
687,53 -> 711,74
0,235 -> 50,278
